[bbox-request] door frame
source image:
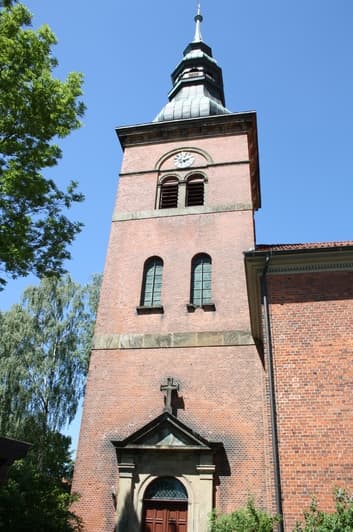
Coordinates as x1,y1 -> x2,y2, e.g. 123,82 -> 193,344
112,412 -> 221,531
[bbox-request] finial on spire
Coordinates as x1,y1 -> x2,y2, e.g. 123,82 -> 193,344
193,1 -> 203,43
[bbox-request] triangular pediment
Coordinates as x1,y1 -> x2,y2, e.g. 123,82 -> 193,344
112,412 -> 217,452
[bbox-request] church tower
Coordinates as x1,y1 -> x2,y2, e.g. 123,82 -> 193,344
73,7 -> 271,531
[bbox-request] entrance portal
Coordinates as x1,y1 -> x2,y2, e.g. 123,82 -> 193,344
142,477 -> 188,532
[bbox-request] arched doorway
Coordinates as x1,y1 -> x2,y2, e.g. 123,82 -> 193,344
142,477 -> 188,532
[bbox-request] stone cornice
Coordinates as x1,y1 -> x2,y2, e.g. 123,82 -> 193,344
113,203 -> 252,222
118,159 -> 250,178
116,112 -> 257,148
246,247 -> 353,276
93,330 -> 254,350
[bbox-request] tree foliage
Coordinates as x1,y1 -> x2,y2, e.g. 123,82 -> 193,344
209,498 -> 280,532
0,274 -> 100,530
0,2 -> 85,287
0,274 -> 101,439
0,434 -> 83,532
294,490 -> 353,532
0,0 -> 16,7
210,492 -> 353,532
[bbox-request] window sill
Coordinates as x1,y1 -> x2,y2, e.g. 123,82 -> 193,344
136,305 -> 164,315
186,303 -> 216,313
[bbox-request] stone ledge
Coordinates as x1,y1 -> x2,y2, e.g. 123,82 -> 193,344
186,303 -> 216,312
93,330 -> 254,350
136,305 -> 164,315
113,203 -> 252,222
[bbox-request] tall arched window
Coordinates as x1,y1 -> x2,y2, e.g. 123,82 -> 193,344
159,177 -> 179,209
140,257 -> 163,308
190,253 -> 212,307
186,174 -> 205,207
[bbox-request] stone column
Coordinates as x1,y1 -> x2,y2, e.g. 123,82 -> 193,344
116,458 -> 138,532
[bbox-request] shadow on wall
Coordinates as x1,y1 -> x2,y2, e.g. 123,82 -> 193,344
268,271 -> 353,304
214,444 -> 231,499
115,492 -> 140,532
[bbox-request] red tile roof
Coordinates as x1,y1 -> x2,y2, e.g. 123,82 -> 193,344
256,241 -> 353,252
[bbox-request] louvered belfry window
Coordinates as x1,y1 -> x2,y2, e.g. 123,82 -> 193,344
191,254 -> 212,306
186,175 -> 204,206
159,178 -> 179,208
141,257 -> 163,307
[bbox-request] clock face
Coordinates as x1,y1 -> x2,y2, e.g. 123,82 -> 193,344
174,151 -> 195,169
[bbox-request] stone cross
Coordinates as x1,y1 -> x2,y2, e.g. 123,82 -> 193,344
160,377 -> 179,414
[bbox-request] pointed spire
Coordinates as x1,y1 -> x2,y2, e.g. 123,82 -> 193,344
193,2 -> 203,43
153,3 -> 230,122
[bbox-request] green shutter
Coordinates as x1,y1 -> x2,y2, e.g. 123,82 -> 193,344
191,254 -> 212,306
142,258 -> 163,306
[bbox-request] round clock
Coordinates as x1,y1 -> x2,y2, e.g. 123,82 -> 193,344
174,151 -> 195,169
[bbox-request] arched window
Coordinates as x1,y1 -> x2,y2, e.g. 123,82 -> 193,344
140,257 -> 163,307
186,174 -> 205,207
190,253 -> 212,307
144,477 -> 188,501
159,177 -> 179,209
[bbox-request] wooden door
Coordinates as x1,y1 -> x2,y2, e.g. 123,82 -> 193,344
143,500 -> 187,532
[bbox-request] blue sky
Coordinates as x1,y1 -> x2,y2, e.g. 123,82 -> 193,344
1,0 -> 353,448
2,0 -> 353,308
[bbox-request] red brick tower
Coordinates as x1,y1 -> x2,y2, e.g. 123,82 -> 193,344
73,7 -> 272,531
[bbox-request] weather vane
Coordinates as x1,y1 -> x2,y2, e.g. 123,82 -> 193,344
196,1 -> 202,17
193,0 -> 203,42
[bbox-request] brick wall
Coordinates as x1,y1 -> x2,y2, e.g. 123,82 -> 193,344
73,345 -> 268,529
267,270 -> 353,529
96,210 -> 254,336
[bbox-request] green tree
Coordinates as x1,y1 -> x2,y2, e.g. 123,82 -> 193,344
0,2 -> 85,287
0,1 -> 16,7
209,498 -> 280,532
0,274 -> 101,442
294,489 -> 353,531
0,433 -> 83,531
0,274 -> 100,530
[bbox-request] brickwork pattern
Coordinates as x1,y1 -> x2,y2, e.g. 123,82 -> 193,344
267,271 -> 353,530
73,346 -> 268,529
96,210 -> 254,336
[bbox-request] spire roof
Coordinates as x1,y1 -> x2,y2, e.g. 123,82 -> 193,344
153,4 -> 230,122
193,2 -> 203,43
